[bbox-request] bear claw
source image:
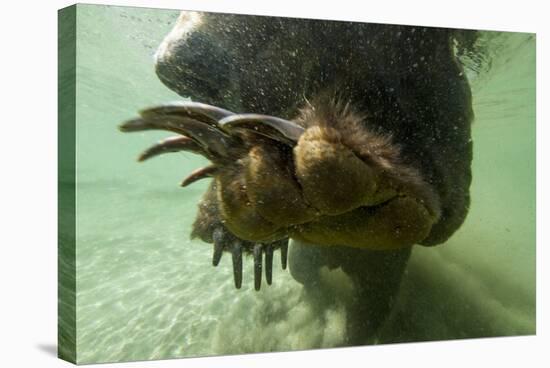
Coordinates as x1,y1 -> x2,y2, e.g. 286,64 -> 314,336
209,225 -> 288,290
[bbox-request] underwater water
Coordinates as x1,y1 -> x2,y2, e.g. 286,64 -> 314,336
67,5 -> 535,364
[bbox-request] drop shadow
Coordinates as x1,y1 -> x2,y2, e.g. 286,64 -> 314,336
36,343 -> 57,357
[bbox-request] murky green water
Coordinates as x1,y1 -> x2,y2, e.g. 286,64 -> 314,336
68,4 -> 535,364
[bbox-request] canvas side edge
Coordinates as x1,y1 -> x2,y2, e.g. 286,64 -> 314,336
58,4 -> 77,364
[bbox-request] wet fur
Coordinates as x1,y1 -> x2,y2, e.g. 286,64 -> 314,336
156,15 -> 474,246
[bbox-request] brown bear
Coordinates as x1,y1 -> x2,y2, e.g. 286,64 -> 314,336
121,11 -> 475,344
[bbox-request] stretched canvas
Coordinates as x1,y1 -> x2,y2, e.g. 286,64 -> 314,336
58,3 -> 536,364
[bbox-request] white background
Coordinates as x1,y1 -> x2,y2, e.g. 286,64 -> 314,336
0,0 -> 547,367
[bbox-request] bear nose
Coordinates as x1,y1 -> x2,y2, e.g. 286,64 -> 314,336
155,22 -> 233,103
